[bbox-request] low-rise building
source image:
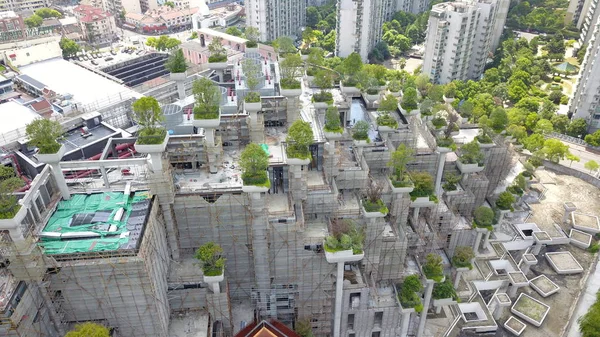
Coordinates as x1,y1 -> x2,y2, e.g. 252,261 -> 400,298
73,4 -> 116,45
191,3 -> 242,29
0,0 -> 50,13
0,11 -> 25,43
125,7 -> 198,32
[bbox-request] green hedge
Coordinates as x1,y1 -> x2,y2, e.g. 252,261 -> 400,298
208,54 -> 227,63
137,128 -> 166,145
281,78 -> 301,89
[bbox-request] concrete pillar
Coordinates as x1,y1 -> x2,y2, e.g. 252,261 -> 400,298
333,262 -> 344,337
493,304 -> 504,320
248,191 -> 271,318
483,230 -> 491,248
38,281 -> 65,336
49,162 -> 70,200
210,282 -> 220,294
401,310 -> 411,337
416,280 -> 434,337
508,284 -> 519,297
454,269 -> 464,289
435,152 -> 447,194
473,231 -> 483,253
413,207 -> 420,227
532,243 -> 543,255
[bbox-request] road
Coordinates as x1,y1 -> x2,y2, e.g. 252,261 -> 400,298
556,141 -> 600,178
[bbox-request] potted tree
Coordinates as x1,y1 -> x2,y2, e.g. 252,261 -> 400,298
388,80 -> 402,97
324,218 -> 365,263
476,130 -> 494,148
432,279 -> 458,309
443,82 -> 457,103
273,36 -> 297,59
400,87 -> 419,116
286,120 -> 313,165
377,94 -> 399,132
457,140 -> 485,173
409,171 -> 437,205
452,246 -> 475,270
496,191 -> 515,211
131,97 -> 167,153
423,253 -> 445,282
242,58 -> 263,113
364,77 -> 381,102
340,53 -> 363,95
165,48 -> 188,82
0,166 -> 25,222
240,143 -> 270,193
27,118 -> 65,163
473,206 -> 494,231
431,113 -> 448,130
398,275 -> 424,313
192,78 -> 222,128
324,106 -> 343,140
388,144 -> 414,193
312,70 -> 334,109
442,173 -> 462,195
361,181 -> 388,217
195,242 -> 226,283
352,120 -> 370,146
207,37 -> 228,69
244,26 -> 260,53
279,54 -> 303,96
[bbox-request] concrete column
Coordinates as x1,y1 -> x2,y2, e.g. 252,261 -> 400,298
333,262 -> 344,337
473,231 -> 483,253
435,152 -> 447,194
454,269 -> 464,289
532,243 -> 543,255
416,280 -> 434,337
248,191 -> 271,319
413,207 -> 420,227
493,304 -> 504,320
38,281 -> 65,336
483,230 -> 491,248
148,152 -> 163,171
205,128 -> 215,145
210,282 -> 220,294
176,80 -> 186,100
508,284 -> 520,297
49,162 -> 70,200
401,311 -> 411,337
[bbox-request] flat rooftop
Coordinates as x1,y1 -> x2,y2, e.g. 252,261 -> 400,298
38,191 -> 152,255
0,101 -> 40,135
61,123 -> 119,153
20,58 -> 142,111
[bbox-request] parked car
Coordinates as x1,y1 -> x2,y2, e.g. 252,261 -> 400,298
110,50 -> 117,55
91,60 -> 98,66
104,57 -> 114,62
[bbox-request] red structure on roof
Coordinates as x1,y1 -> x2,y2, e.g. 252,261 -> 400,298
234,320 -> 301,337
73,4 -> 112,23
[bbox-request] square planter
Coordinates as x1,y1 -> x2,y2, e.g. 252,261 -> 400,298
280,86 -> 302,97
0,202 -> 28,229
300,54 -> 309,61
399,106 -> 420,116
324,248 -> 364,263
444,188 -> 462,196
324,131 -> 344,140
242,185 -> 269,193
456,161 -> 484,174
478,141 -> 494,148
569,228 -> 593,249
365,93 -> 380,102
504,316 -> 526,336
193,110 -> 221,128
208,61 -> 229,70
411,196 -> 435,208
37,144 -> 66,163
244,101 -> 262,113
443,95 -> 455,103
245,47 -> 259,54
511,293 -> 550,327
134,133 -> 169,153
436,146 -> 453,153
362,205 -> 387,218
529,275 -> 560,297
341,84 -> 360,95
378,125 -> 396,132
287,157 -> 310,166
433,298 -> 457,307
353,139 -> 369,147
170,71 -> 187,81
203,273 -> 224,284
313,101 -> 329,109
388,177 -> 414,194
389,90 -> 401,97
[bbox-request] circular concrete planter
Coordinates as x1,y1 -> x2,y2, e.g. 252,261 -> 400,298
244,101 -> 262,113
208,61 -> 229,70
203,273 -> 224,284
245,47 -> 259,54
170,71 -> 187,81
37,144 -> 66,163
134,133 -> 169,153
324,248 -> 364,263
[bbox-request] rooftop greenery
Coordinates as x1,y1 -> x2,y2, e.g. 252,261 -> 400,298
165,48 -> 188,73
240,143 -> 270,188
423,253 -> 444,282
324,219 -> 364,254
398,274 -> 424,312
324,106 -> 343,134
192,78 -> 221,119
388,144 -> 413,188
132,97 -> 166,145
286,120 -> 313,160
452,246 -> 474,269
195,242 -> 226,276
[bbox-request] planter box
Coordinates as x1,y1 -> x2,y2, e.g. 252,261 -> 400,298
461,117 -> 469,124
504,316 -> 526,336
411,196 -> 435,208
433,298 -> 457,307
388,177 -> 414,194
353,139 -> 369,147
478,141 -> 494,148
436,146 -> 453,153
341,84 -> 360,95
193,110 -> 221,128
362,204 -> 387,218
511,293 -> 550,327
242,185 -> 269,193
203,273 -> 224,284
390,90 -> 401,97
444,189 -> 462,196
134,133 -> 169,153
313,101 -> 329,109
569,228 -> 592,249
300,54 -> 309,61
365,93 -> 380,102
443,95 -> 455,103
529,275 -> 560,297
324,131 -> 344,140
287,157 -> 310,166
378,125 -> 396,132
245,47 -> 259,54
244,101 -> 262,113
170,71 -> 187,81
325,249 -> 364,263
208,61 -> 228,70
280,87 -> 302,97
399,106 -> 420,116
456,161 -> 484,174
37,144 -> 66,163
0,202 -> 28,229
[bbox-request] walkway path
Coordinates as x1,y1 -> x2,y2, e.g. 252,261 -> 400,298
565,253 -> 600,336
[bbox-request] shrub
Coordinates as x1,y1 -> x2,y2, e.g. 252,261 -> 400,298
507,185 -> 524,196
423,253 -> 444,282
363,181 -> 388,214
245,92 -> 261,103
352,121 -> 370,141
476,133 -> 493,144
496,191 -> 515,210
0,166 -> 24,219
26,118 -> 63,154
377,112 -> 398,128
193,78 -> 221,119
473,206 -> 494,229
401,87 -> 418,111
286,120 -> 313,159
388,144 -> 414,186
437,137 -> 457,151
312,91 -> 333,103
588,243 -> 600,254
208,54 -> 227,63
246,40 -> 258,48
281,78 -> 301,89
442,173 -> 461,191
324,219 -> 364,254
324,106 -> 343,133
459,140 -> 484,165
65,322 -> 110,337
165,48 -> 187,73
240,143 -> 269,187
432,117 -> 447,129
432,279 -> 458,300
553,76 -> 562,82
409,171 -> 434,199
452,246 -> 474,269
132,97 -> 166,144
194,242 -> 226,276
306,67 -> 319,76
560,95 -> 569,105
398,274 -> 424,311
388,80 -> 401,92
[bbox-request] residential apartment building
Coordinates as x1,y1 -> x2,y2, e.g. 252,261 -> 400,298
245,0 -> 305,41
73,4 -> 117,44
569,0 -> 600,45
125,7 -> 198,32
0,11 -> 25,43
0,0 -> 50,12
422,0 -> 508,84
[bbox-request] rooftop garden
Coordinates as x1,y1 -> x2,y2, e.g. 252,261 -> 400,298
242,58 -> 262,102
286,120 -> 314,160
244,27 -> 259,48
452,246 -> 474,269
245,92 -> 261,103
409,171 -> 437,202
496,191 -> 516,211
273,36 -> 297,57
192,78 -> 221,119
459,140 -> 485,166
423,253 -> 444,282
362,181 -> 388,214
352,120 -> 370,142
26,118 -> 63,154
195,242 -> 226,276
324,106 -> 343,134
324,218 -> 365,254
207,37 -> 227,63
280,54 -> 303,89
388,80 -> 401,93
377,94 -> 399,129
132,96 -> 166,145
442,173 -> 461,192
0,166 -> 25,219
476,131 -> 493,144
432,279 -> 458,301
388,144 -> 414,188
473,206 -> 494,231
164,48 -> 188,73
398,274 -> 424,312
401,87 -> 418,112
240,143 -> 270,188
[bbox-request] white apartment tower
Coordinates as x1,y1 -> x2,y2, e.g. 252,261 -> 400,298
569,16 -> 600,131
245,0 -> 306,41
336,0 -> 428,60
422,0 -> 508,84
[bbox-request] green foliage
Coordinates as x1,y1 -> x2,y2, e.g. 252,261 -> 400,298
0,166 -> 24,219
423,253 -> 444,282
24,14 -> 43,28
377,113 -> 398,129
541,138 -> 569,162
431,116 -> 447,129
324,106 -> 343,133
146,35 -> 181,51
459,141 -> 484,165
192,78 -> 221,119
388,80 -> 401,93
295,318 -> 314,337
244,26 -> 260,42
379,94 -> 399,113
312,91 -> 333,103
35,8 -> 62,18
64,322 -> 110,337
523,133 -> 545,152
401,87 -> 418,111
496,191 -> 516,211
26,119 -> 63,154
567,118 -> 588,137
280,54 -> 304,79
474,206 -> 495,228
432,279 -> 458,300
59,38 -> 80,58
578,291 -> 600,337
388,144 -> 414,185
165,48 -> 188,73
398,274 -> 423,311
442,173 -> 461,192
165,1 -> 175,8
324,219 -> 364,254
208,54 -> 227,63
585,160 -> 600,173
313,70 -> 333,90
452,246 -> 474,269
476,132 -> 493,144
240,143 -> 269,186
585,130 -> 600,146
273,36 -> 297,55
588,243 -> 600,254
190,31 -> 198,39
286,120 -> 314,159
195,242 -> 225,276
352,121 -> 370,141
444,82 -> 457,98
242,58 -> 261,91
341,52 -> 363,76
207,37 -> 226,60
244,92 -> 261,103
132,97 -> 166,144
409,171 -> 434,199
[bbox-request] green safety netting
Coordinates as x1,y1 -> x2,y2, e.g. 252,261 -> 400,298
260,143 -> 270,155
38,191 -> 151,255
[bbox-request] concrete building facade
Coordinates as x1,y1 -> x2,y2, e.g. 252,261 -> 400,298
0,0 -> 50,12
422,0 -> 508,84
245,0 -> 305,41
73,4 -> 117,44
